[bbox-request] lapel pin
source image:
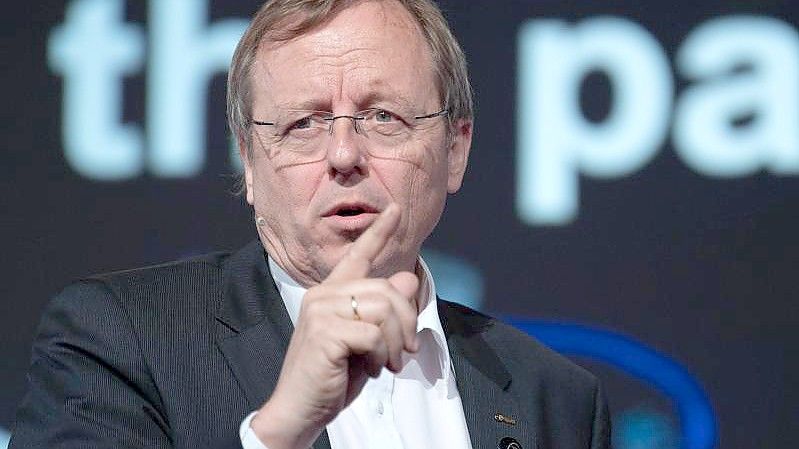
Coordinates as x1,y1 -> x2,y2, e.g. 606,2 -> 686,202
494,412 -> 517,426
499,436 -> 522,449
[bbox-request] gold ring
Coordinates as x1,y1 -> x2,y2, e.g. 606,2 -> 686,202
350,296 -> 360,320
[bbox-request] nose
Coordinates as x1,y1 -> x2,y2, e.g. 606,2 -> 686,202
326,116 -> 366,178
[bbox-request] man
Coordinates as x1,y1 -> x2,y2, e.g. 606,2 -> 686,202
10,0 -> 610,448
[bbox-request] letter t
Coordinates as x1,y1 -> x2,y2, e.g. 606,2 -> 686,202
48,0 -> 145,180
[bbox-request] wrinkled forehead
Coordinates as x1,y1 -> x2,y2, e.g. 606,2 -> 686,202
249,1 -> 439,112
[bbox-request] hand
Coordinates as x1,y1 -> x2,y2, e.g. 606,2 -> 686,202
251,203 -> 420,449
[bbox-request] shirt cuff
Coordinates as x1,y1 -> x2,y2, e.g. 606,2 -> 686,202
240,410 -> 270,449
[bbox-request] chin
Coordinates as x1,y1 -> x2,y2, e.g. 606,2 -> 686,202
309,243 -> 353,274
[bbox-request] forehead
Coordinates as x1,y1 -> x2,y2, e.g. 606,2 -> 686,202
251,1 -> 438,111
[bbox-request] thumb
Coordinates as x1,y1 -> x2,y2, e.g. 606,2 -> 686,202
388,271 -> 420,308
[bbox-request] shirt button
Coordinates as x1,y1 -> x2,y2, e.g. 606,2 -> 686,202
376,401 -> 384,415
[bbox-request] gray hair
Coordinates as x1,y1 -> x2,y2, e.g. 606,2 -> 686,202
226,0 -> 473,160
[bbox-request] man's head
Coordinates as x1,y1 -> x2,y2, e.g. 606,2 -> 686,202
228,0 -> 473,286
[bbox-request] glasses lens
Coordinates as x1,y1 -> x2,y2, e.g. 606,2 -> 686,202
256,108 -> 444,160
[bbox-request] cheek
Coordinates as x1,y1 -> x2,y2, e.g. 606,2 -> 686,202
403,165 -> 447,250
251,163 -> 317,220
406,142 -> 449,193
374,153 -> 437,204
375,149 -> 448,232
379,135 -> 449,183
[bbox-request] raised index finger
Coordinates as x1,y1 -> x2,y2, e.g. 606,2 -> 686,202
326,203 -> 401,282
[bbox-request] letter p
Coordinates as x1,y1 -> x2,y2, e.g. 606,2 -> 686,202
516,18 -> 672,225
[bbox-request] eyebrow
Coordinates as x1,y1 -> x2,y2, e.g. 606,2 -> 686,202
274,99 -> 328,111
273,91 -> 417,113
360,91 -> 415,111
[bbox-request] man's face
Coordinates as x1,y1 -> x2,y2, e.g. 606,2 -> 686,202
241,0 -> 472,286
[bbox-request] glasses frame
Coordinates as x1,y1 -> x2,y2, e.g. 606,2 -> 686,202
250,107 -> 449,136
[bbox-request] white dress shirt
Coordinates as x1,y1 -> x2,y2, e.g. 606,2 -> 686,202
239,257 -> 473,449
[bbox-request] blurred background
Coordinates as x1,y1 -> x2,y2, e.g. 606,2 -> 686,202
2,1 -> 798,448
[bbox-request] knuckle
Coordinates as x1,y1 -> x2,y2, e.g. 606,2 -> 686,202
373,299 -> 392,316
302,288 -> 319,304
364,326 -> 382,347
302,297 -> 325,317
321,340 -> 347,361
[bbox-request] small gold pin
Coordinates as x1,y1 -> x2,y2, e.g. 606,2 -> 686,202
494,413 -> 517,426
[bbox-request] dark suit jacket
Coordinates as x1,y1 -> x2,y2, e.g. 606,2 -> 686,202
10,240 -> 610,449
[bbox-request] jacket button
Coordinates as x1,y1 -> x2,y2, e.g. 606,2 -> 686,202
498,436 -> 522,449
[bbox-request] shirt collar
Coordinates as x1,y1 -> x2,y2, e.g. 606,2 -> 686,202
267,255 -> 452,380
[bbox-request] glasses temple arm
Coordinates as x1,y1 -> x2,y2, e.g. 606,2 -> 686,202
414,108 -> 449,120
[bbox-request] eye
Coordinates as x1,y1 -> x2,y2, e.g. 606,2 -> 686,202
289,116 -> 313,130
374,109 -> 396,122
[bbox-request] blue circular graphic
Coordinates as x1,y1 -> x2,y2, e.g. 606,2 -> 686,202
505,319 -> 718,449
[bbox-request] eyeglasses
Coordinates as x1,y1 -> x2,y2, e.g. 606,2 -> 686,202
250,107 -> 449,157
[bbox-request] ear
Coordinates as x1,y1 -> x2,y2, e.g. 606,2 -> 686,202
238,134 -> 255,205
447,118 -> 473,194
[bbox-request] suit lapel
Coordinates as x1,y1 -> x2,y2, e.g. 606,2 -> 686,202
213,244 -> 533,449
439,300 -> 537,449
214,241 -> 331,449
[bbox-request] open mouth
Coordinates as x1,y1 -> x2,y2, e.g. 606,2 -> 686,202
325,203 -> 379,218
336,207 -> 365,217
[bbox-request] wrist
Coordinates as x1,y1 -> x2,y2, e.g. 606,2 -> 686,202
250,398 -> 323,449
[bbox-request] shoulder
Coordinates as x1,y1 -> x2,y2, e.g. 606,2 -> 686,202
438,298 -> 600,391
43,248 -> 244,343
438,299 -> 610,447
88,250 -> 231,298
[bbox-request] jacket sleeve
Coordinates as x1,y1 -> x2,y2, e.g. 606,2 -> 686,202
9,281 -> 173,449
590,382 -> 612,449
